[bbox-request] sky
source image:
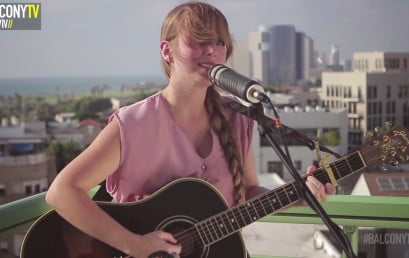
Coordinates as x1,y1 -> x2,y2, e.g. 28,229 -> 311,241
1,0 -> 409,78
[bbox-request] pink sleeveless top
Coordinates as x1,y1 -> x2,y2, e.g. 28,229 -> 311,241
106,91 -> 253,207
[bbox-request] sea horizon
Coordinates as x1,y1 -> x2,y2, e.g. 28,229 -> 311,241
0,74 -> 167,97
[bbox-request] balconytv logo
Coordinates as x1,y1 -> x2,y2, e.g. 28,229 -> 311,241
0,3 -> 41,30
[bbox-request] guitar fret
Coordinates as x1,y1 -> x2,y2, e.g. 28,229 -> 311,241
349,152 -> 366,171
284,184 -> 299,203
277,187 -> 291,207
210,217 -> 222,240
291,182 -> 301,200
344,156 -> 353,174
227,209 -> 240,231
236,206 -> 247,227
194,224 -> 207,246
282,186 -> 291,203
222,212 -> 234,233
330,162 -> 342,180
205,220 -> 216,243
274,190 -> 283,209
241,205 -> 253,224
200,221 -> 213,244
215,215 -> 228,236
331,160 -> 342,178
257,198 -> 268,216
264,193 -> 276,213
246,201 -> 260,221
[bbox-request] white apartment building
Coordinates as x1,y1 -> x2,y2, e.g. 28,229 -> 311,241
247,26 -> 270,84
253,104 -> 348,181
321,52 -> 409,147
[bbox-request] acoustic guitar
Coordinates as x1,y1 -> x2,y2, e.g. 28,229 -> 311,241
21,125 -> 409,258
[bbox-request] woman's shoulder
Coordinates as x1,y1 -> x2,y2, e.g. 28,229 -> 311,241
117,91 -> 162,115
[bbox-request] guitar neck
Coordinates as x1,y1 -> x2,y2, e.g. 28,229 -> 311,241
195,151 -> 367,245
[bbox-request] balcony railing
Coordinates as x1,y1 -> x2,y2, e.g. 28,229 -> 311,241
1,189 -> 408,258
0,153 -> 47,166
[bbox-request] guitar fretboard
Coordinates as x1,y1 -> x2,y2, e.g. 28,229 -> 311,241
191,151 -> 366,246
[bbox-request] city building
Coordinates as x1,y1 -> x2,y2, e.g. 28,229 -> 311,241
321,51 -> 409,148
0,121 -> 56,204
253,101 -> 348,181
247,26 -> 270,84
329,45 -> 340,66
296,32 -> 314,83
268,25 -> 297,85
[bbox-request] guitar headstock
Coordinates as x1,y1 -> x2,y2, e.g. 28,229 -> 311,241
361,125 -> 409,169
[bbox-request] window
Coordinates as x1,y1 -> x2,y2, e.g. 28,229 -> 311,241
367,85 -> 372,99
268,161 -> 283,176
386,85 -> 391,98
294,161 -> 302,170
0,184 -> 5,197
25,185 -> 33,195
34,184 -> 41,194
0,240 -> 8,254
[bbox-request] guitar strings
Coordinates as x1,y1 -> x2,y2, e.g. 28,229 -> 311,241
174,170 -> 333,251
175,170 -> 337,252
173,153 -> 364,253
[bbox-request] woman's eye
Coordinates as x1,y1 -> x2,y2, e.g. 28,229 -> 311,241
216,39 -> 225,46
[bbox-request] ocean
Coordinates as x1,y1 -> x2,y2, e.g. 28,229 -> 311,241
0,75 -> 167,96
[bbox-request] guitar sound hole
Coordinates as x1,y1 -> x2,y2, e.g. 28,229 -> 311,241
156,216 -> 208,258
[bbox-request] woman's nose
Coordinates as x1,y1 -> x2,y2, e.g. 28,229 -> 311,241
204,43 -> 215,55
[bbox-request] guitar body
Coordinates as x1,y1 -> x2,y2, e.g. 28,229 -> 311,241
21,178 -> 247,258
21,125 -> 409,258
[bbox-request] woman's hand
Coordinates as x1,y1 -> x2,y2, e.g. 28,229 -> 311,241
301,165 -> 336,205
127,231 -> 181,258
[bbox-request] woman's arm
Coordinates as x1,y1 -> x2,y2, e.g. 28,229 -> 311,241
46,121 -> 180,257
242,147 -> 335,203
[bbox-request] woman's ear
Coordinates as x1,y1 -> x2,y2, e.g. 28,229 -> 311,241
160,40 -> 172,64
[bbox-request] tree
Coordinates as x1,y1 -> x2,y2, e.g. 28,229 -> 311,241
322,130 -> 340,146
36,103 -> 55,122
73,97 -> 112,120
51,141 -> 84,172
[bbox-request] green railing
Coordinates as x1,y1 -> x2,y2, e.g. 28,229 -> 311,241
1,190 -> 409,258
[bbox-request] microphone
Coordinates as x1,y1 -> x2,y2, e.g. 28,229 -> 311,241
208,64 -> 268,104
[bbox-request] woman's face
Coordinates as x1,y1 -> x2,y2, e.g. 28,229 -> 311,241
170,32 -> 227,86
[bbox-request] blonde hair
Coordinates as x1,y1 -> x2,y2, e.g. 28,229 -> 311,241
160,2 -> 245,204
160,1 -> 233,78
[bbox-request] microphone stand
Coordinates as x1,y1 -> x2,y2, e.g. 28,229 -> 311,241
251,101 -> 357,258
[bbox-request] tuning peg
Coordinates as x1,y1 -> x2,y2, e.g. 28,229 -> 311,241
379,155 -> 387,162
399,145 -> 408,153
